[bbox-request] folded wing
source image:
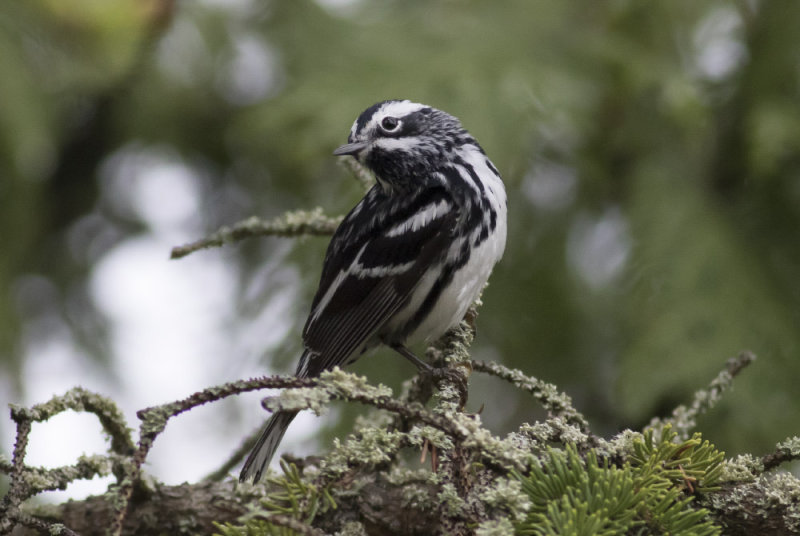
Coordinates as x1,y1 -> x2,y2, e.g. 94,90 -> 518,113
298,186 -> 456,378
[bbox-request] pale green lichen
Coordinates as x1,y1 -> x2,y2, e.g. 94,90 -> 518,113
263,387 -> 333,415
320,428 -> 407,478
462,423 -> 530,470
511,418 -> 596,461
704,472 -> 800,532
602,429 -> 645,459
478,476 -> 530,521
475,517 -> 515,536
719,453 -> 762,482
438,483 -> 467,517
763,472 -> 800,506
776,436 -> 800,457
384,466 -> 430,486
261,369 -> 394,416
319,368 -> 393,400
22,453 -> 117,494
502,430 -> 544,463
10,387 -> 134,453
407,425 -> 454,450
515,422 -> 555,445
334,521 -> 368,536
171,208 -> 342,258
539,417 -> 591,445
425,469 -> 442,486
433,383 -> 464,413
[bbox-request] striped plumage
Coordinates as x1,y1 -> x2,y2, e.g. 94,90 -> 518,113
240,100 -> 506,482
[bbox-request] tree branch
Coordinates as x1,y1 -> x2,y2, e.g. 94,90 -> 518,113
647,351 -> 756,440
470,359 -> 591,433
761,436 -> 800,472
3,351 -> 796,536
170,208 -> 341,259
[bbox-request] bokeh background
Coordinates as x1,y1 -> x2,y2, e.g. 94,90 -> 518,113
2,0 -> 799,499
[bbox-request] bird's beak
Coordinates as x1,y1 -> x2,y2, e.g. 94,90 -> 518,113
333,141 -> 368,156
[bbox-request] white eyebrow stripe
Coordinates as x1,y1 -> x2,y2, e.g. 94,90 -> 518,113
379,100 -> 425,118
385,198 -> 451,237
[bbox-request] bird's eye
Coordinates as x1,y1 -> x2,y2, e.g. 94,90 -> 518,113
381,116 -> 400,132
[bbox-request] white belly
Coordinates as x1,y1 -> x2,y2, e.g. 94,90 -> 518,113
407,223 -> 506,344
383,144 -> 507,345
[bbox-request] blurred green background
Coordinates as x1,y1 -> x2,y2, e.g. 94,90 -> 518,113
2,0 -> 799,470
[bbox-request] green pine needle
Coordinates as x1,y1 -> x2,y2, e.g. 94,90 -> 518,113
513,426 -> 724,535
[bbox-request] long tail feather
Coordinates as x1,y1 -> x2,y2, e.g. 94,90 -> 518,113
239,410 -> 298,483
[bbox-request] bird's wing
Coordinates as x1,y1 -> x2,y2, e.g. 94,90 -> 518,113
297,186 -> 456,378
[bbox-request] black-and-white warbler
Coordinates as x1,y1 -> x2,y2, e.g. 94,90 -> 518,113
240,100 -> 507,482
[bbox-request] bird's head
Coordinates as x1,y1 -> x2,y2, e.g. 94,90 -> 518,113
334,100 -> 475,190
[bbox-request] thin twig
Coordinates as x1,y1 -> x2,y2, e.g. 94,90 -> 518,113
0,420 -> 32,534
647,351 -> 756,439
259,370 -> 466,441
112,375 -> 314,536
9,387 -> 135,455
170,208 -> 341,259
137,375 -> 312,424
471,359 -> 591,433
762,436 -> 800,472
9,512 -> 80,536
2,388 -> 138,534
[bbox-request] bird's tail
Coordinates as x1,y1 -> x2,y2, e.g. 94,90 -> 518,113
239,410 -> 298,483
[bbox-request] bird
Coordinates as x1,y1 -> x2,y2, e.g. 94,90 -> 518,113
240,100 -> 507,482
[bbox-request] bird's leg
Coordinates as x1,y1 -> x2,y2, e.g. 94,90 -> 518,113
391,343 -> 459,386
391,343 -> 470,417
390,343 -> 434,372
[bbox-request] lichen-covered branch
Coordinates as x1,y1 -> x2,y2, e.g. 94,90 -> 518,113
112,374 -> 328,535
646,351 -> 756,440
470,359 -> 591,434
761,436 -> 800,472
170,208 -> 342,259
17,481 -> 264,536
4,348 -> 800,535
259,368 -> 467,442
1,388 -> 136,536
10,388 -> 135,455
704,473 -> 800,535
170,158 -> 374,260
